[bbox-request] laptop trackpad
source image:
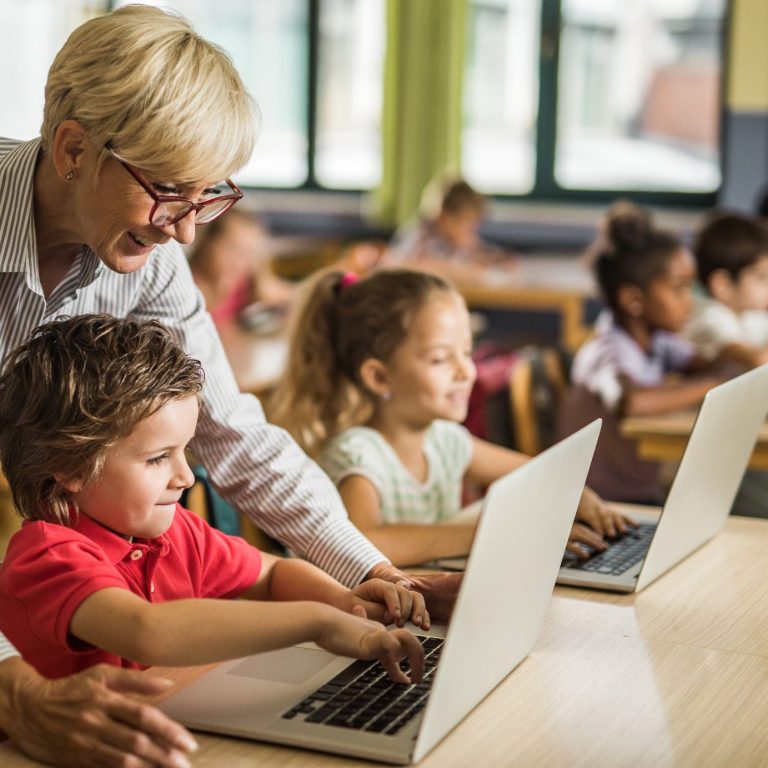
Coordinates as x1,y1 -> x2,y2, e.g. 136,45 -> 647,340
227,647 -> 338,685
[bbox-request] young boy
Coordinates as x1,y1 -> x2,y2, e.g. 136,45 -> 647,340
686,212 -> 768,368
0,315 -> 426,683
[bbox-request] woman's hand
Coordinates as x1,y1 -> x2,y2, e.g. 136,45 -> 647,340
343,578 -> 430,630
314,609 -> 425,685
0,657 -> 197,768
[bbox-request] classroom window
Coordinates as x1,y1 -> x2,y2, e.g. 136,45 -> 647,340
112,0 -> 384,189
2,0 -> 726,201
0,0 -> 108,141
112,0 -> 311,188
315,0 -> 385,189
463,0 -> 542,195
463,0 -> 727,202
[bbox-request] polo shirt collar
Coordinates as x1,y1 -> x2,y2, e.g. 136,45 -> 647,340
73,513 -> 171,564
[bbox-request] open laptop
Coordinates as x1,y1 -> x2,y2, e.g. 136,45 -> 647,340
558,364 -> 768,593
159,420 -> 600,764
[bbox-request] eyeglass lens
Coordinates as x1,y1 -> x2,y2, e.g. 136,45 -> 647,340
151,197 -> 235,227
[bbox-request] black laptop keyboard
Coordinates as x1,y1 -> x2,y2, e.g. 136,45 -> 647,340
281,635 -> 444,735
561,522 -> 656,575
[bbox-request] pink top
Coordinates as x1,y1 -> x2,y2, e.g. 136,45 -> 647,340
207,276 -> 252,324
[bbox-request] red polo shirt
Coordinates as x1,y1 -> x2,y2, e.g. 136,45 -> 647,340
0,504 -> 262,678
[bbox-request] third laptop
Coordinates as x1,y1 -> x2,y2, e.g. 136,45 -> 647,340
558,364 -> 768,593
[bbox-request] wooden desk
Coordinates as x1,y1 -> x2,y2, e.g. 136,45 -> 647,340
456,255 -> 597,352
216,319 -> 288,398
4,513 -> 768,766
622,410 -> 768,470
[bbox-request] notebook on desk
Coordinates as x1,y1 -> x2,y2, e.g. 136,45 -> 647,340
558,364 -> 768,593
158,420 -> 600,765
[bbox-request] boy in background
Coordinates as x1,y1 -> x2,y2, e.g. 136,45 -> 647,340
687,212 -> 768,518
686,212 -> 768,367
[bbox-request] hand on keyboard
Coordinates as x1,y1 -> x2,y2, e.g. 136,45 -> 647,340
562,523 -> 655,574
315,609 -> 425,685
568,487 -> 639,557
566,521 -> 610,559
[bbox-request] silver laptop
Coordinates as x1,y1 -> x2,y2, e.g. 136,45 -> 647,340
558,364 -> 768,592
159,420 -> 600,764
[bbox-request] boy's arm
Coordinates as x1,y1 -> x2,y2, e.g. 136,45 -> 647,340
70,589 -> 424,684
718,342 -> 768,369
339,475 -> 475,567
240,553 -> 428,628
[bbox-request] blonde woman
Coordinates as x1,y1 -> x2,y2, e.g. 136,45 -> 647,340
0,6 -> 451,766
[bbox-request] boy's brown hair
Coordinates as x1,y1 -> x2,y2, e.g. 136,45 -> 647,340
0,314 -> 204,525
419,173 -> 487,221
693,211 -> 768,291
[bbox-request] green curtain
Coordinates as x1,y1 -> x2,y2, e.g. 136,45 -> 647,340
373,0 -> 468,227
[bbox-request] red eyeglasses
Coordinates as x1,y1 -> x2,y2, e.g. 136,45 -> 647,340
109,149 -> 243,227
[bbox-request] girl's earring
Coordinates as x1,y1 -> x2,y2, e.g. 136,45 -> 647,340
65,171 -> 76,182
381,391 -> 391,401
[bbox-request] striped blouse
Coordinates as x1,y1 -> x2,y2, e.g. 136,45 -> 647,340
0,137 -> 387,661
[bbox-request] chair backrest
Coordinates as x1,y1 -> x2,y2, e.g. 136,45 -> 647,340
508,346 -> 570,455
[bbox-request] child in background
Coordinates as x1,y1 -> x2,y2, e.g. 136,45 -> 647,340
559,202 -> 722,503
685,211 -> 768,367
384,173 -> 515,284
0,315 -> 426,682
268,269 -> 632,567
188,208 -> 296,326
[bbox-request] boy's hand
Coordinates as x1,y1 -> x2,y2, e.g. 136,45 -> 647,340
315,610 -> 425,685
346,578 -> 430,630
365,563 -> 461,624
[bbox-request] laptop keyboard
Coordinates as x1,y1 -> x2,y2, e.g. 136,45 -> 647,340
281,635 -> 443,735
561,522 -> 656,575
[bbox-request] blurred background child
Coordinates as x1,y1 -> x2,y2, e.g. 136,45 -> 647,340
384,172 -> 515,284
188,209 -> 296,327
686,211 -> 768,368
269,269 -> 632,567
686,211 -> 768,518
559,202 -> 722,503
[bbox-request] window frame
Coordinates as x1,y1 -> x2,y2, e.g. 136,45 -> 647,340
477,0 -> 730,208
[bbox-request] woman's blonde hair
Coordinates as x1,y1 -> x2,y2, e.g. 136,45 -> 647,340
42,4 -> 258,184
268,268 -> 454,457
0,315 -> 204,525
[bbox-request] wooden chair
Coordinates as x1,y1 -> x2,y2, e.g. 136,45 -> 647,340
508,346 -> 570,456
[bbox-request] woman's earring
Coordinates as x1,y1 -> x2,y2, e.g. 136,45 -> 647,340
65,171 -> 76,182
381,391 -> 391,401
